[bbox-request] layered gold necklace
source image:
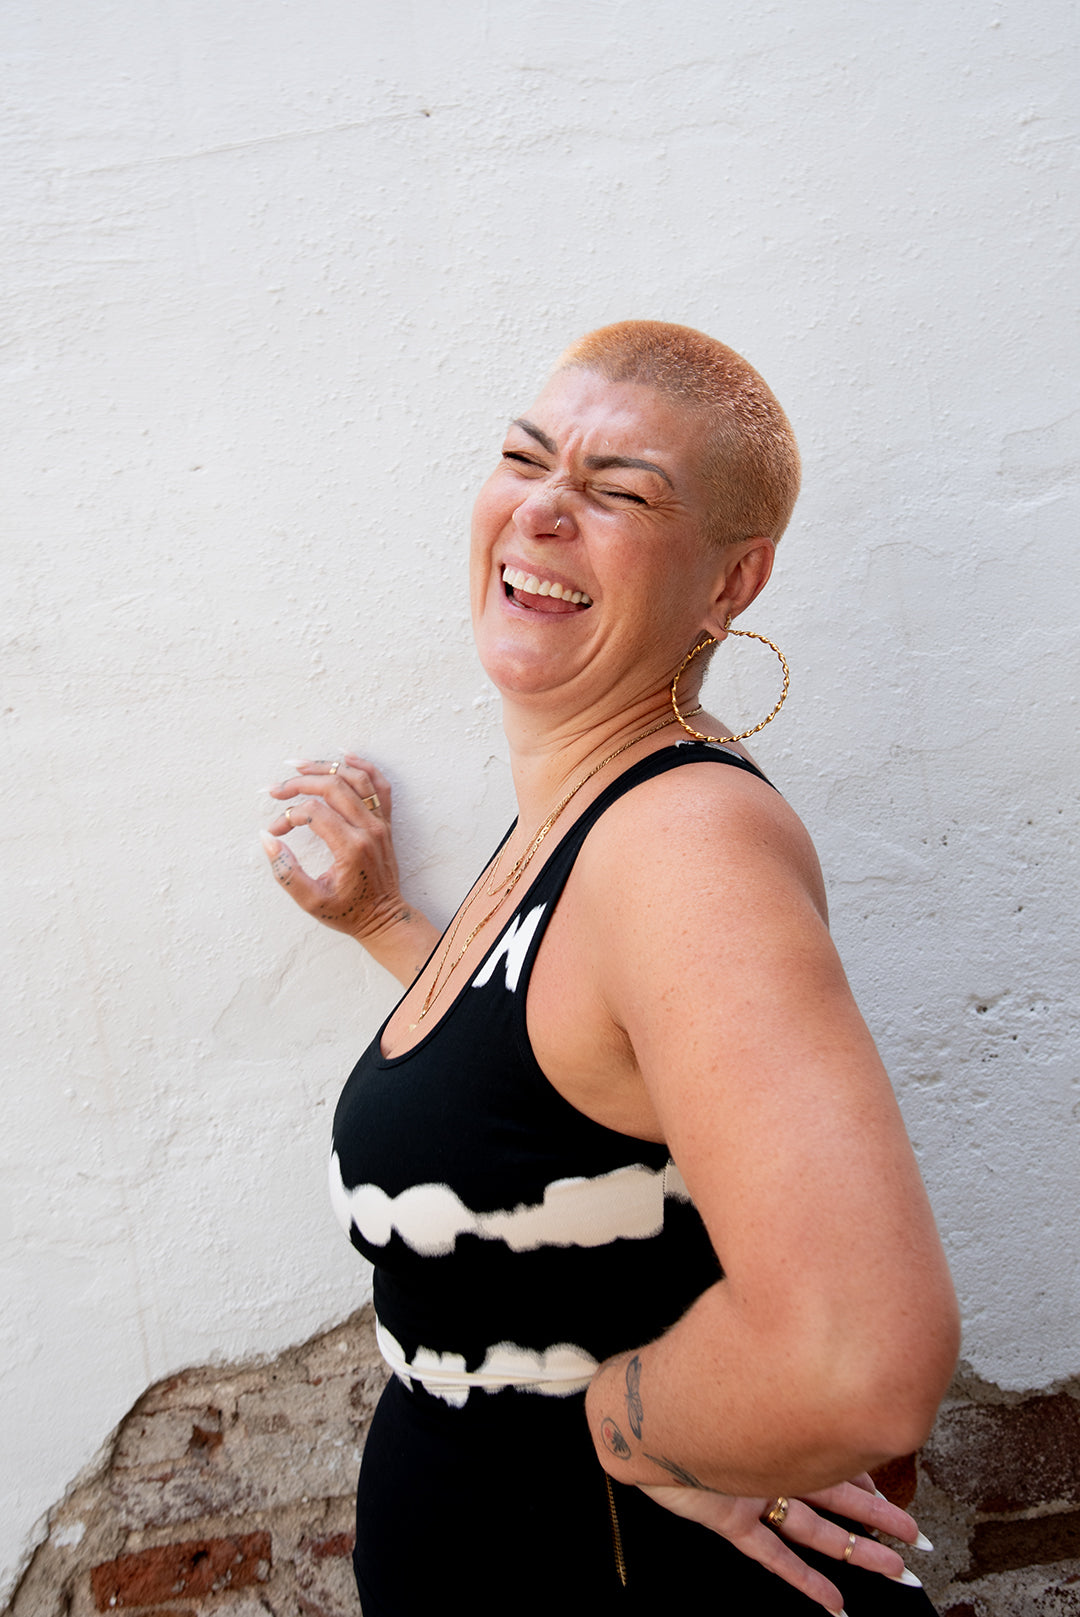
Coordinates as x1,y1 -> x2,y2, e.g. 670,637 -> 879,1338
409,710 -> 692,1028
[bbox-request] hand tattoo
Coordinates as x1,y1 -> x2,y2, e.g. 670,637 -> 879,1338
600,1418 -> 632,1461
642,1452 -> 707,1489
271,853 -> 293,887
625,1354 -> 643,1439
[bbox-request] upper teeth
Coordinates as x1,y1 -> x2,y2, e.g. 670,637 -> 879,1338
502,566 -> 592,606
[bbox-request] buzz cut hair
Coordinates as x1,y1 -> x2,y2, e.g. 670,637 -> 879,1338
555,321 -> 800,548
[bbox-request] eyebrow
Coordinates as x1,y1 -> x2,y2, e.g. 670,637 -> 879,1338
509,419 -> 674,488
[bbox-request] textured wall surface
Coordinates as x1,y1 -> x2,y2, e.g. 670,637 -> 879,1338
2,0 -> 1077,1602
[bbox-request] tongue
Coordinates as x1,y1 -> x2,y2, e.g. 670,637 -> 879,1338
513,587 -> 586,615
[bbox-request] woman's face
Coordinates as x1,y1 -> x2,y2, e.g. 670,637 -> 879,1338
470,368 -> 728,713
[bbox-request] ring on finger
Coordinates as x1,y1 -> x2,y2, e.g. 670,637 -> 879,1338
328,760 -> 341,775
361,793 -> 381,814
843,1531 -> 857,1563
284,807 -> 294,827
764,1496 -> 789,1527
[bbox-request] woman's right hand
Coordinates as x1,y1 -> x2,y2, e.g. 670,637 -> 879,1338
638,1473 -> 928,1614
261,754 -> 406,942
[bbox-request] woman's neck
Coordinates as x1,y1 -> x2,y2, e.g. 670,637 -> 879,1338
499,689 -> 683,829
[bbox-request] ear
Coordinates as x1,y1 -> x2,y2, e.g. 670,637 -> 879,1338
700,537 -> 776,641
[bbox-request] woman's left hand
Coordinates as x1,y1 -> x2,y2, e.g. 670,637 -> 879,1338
638,1473 -> 923,1614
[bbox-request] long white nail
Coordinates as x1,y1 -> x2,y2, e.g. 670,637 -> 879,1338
260,830 -> 281,855
889,1569 -> 923,1587
913,1530 -> 934,1552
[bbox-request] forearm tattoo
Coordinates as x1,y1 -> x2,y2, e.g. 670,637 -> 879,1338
642,1452 -> 707,1490
602,1353 -> 707,1488
625,1354 -> 643,1439
600,1418 -> 632,1461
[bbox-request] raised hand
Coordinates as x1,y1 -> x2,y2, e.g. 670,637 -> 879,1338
261,753 -> 440,984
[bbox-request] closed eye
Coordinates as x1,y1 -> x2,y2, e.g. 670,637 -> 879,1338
602,488 -> 648,504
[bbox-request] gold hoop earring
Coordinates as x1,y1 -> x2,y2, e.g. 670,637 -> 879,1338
670,623 -> 790,744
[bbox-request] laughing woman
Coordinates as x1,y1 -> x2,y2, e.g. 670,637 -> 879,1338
262,322 -> 958,1615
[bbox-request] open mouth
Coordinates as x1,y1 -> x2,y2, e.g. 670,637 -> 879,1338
501,565 -> 592,611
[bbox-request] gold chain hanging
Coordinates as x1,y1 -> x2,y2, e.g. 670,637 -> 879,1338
410,710 -> 681,1027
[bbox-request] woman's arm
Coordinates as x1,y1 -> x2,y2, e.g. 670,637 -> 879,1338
261,755 -> 440,986
580,762 -> 959,1491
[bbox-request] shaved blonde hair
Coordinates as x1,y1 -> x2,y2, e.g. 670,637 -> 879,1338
556,321 -> 800,548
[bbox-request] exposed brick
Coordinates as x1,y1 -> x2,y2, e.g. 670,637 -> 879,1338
297,1598 -> 336,1617
90,1531 -> 271,1609
113,1409 -> 222,1471
187,1424 -> 223,1456
959,1510 -> 1080,1582
924,1393 -> 1080,1512
301,1532 -> 355,1559
871,1452 -> 918,1509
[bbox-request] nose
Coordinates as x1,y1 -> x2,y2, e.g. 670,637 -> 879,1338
511,486 -> 575,542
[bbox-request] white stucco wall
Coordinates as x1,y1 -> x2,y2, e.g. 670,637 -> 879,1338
2,0 -> 1077,1597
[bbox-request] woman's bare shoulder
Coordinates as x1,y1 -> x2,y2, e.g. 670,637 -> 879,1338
581,750 -> 828,922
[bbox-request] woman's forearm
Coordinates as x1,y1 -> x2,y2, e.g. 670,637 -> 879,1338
585,1273 -> 958,1498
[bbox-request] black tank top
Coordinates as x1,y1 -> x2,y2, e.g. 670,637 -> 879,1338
330,742 -> 772,1406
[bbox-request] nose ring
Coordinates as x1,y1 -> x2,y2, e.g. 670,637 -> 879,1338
553,517 -> 562,532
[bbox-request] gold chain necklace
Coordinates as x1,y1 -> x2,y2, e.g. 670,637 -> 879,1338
409,710 -> 688,1028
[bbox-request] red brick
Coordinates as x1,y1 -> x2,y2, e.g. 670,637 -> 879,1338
301,1532 -> 355,1560
871,1452 -> 917,1509
90,1532 -> 271,1609
924,1392 -> 1080,1512
959,1509 -> 1080,1581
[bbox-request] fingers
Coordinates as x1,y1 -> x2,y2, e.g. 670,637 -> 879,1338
802,1478 -> 929,1552
259,831 -> 320,906
260,752 -> 405,938
736,1524 -> 847,1615
638,1488 -> 847,1615
775,1497 -> 923,1592
268,790 -> 388,869
268,755 -> 391,829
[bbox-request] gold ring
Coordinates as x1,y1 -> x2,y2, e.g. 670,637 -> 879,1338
764,1496 -> 789,1527
328,760 -> 341,775
843,1531 -> 857,1563
361,793 -> 381,813
284,807 -> 294,827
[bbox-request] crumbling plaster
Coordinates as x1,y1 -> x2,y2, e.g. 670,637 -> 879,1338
2,0 -> 1077,1603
